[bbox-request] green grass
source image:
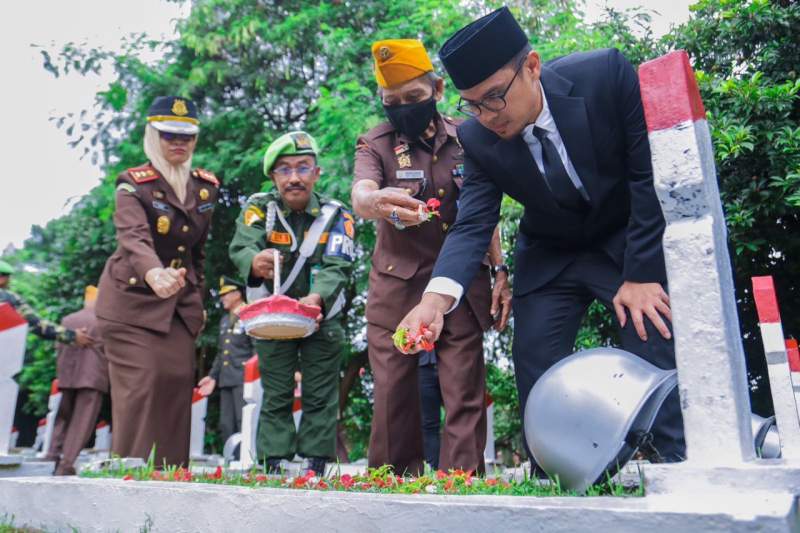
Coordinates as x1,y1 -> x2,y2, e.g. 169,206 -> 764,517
81,458 -> 643,498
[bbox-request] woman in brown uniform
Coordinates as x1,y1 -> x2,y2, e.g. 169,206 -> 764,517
95,96 -> 219,467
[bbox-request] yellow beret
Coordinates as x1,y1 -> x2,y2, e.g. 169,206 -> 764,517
84,285 -> 98,303
372,39 -> 434,88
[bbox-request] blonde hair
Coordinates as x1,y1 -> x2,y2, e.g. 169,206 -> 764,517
143,124 -> 193,203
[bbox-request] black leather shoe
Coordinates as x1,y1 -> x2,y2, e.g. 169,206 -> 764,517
264,458 -> 283,474
306,457 -> 327,477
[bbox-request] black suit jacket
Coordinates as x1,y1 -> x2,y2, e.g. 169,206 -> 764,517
433,48 -> 666,297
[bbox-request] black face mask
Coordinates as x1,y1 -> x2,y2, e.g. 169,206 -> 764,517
383,97 -> 437,140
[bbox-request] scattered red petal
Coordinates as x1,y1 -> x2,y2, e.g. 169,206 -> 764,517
317,480 -> 329,489
209,466 -> 223,480
486,478 -> 498,486
436,470 -> 447,480
122,474 -> 133,481
444,479 -> 455,491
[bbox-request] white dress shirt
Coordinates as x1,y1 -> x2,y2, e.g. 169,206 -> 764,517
424,81 -> 585,312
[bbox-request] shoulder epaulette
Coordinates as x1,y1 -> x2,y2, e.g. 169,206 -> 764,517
192,168 -> 220,187
245,192 -> 271,205
126,165 -> 159,184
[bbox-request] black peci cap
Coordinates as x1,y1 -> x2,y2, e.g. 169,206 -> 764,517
439,6 -> 529,90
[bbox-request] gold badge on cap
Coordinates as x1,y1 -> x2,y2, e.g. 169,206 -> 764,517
293,133 -> 312,150
379,46 -> 391,60
199,188 -> 209,200
156,215 -> 171,235
172,99 -> 188,116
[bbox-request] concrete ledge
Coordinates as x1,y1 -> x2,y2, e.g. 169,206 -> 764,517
0,477 -> 797,532
645,461 -> 800,495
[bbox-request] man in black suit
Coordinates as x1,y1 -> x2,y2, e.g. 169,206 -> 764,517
398,6 -> 685,463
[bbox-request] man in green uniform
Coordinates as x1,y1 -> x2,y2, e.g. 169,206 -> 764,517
0,260 -> 92,346
197,276 -> 254,444
229,131 -> 354,475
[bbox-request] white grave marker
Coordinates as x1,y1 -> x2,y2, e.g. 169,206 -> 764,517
37,379 -> 62,458
231,355 -> 262,470
0,303 -> 27,456
94,421 -> 111,451
190,387 -> 208,458
640,50 -> 755,465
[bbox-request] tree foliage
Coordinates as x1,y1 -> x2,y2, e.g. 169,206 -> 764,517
6,0 -> 797,458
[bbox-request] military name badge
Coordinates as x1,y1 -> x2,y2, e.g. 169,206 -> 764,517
243,205 -> 265,226
199,188 -> 209,201
156,215 -> 171,235
396,170 -> 424,180
152,200 -> 171,212
198,202 -> 214,213
394,143 -> 412,169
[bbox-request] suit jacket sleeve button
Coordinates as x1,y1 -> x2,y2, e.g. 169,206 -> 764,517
128,277 -> 137,285
387,264 -> 394,272
177,245 -> 186,252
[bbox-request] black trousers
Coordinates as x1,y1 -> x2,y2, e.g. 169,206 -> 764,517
418,363 -> 443,470
218,384 -> 244,445
512,250 -> 685,463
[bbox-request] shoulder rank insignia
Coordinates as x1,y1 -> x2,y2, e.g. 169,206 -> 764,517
192,168 -> 220,187
243,205 -> 265,227
127,166 -> 159,184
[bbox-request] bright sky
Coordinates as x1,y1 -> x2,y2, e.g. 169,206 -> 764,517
0,0 -> 692,251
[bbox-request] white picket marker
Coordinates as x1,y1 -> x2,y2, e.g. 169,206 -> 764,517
94,421 -> 111,451
292,385 -> 302,431
37,379 -> 62,458
0,303 -> 27,456
786,339 -> 800,415
752,276 -> 800,459
33,418 -> 46,452
484,392 -> 495,465
8,426 -> 18,450
640,50 -> 755,465
190,387 -> 208,458
231,355 -> 262,470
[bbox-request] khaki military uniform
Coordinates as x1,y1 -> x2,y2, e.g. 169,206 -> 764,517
208,311 -> 253,443
229,191 -> 354,460
48,307 -> 109,474
96,163 -> 219,467
354,113 -> 493,474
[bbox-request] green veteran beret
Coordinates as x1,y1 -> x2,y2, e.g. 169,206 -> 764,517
263,131 -> 319,176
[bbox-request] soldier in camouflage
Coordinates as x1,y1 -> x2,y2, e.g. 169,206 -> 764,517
0,260 -> 93,346
229,131 -> 354,476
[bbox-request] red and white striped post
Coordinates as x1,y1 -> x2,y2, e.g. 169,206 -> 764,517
37,378 -> 62,458
94,420 -> 111,451
752,276 -> 800,458
639,50 -> 754,465
190,387 -> 208,458
0,302 -> 27,456
483,392 -> 495,465
233,355 -> 262,470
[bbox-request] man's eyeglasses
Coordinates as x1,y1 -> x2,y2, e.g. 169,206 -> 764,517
456,57 -> 527,117
272,165 -> 315,178
159,131 -> 197,143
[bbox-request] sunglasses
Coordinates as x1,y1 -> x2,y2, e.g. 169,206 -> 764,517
159,131 -> 197,142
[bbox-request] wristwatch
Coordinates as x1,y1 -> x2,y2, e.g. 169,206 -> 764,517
492,264 -> 509,276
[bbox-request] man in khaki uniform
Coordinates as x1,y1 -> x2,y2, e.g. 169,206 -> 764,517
47,285 -> 109,475
229,131 -> 354,476
352,40 -> 511,475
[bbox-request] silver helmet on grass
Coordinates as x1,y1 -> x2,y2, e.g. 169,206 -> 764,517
524,347 -> 678,492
